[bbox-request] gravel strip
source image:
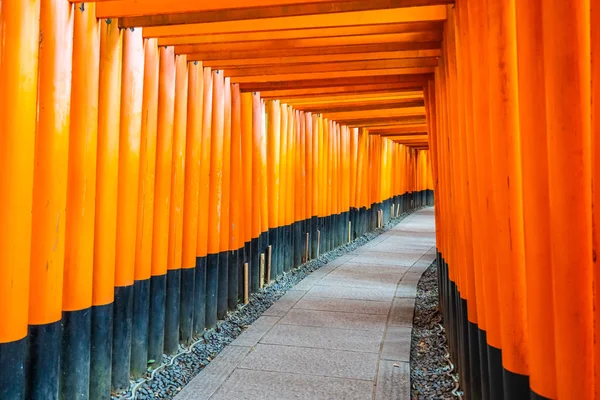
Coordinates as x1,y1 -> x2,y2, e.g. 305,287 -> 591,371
113,210 -> 417,400
410,261 -> 461,399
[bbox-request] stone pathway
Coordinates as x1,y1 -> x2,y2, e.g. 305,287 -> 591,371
175,207 -> 436,400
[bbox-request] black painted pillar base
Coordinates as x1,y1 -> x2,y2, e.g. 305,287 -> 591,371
180,268 -> 195,345
468,322 -> 482,400
148,274 -> 166,364
164,269 -> 181,355
205,253 -> 219,329
193,257 -> 206,337
112,285 -> 133,391
488,345 -> 505,400
228,249 -> 239,310
60,308 -> 91,399
251,236 -> 260,293
217,252 -> 229,320
0,336 -> 27,400
131,279 -> 150,378
27,321 -> 61,400
310,216 -> 318,259
502,368 -> 530,400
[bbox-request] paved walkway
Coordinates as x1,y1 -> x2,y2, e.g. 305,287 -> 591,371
176,208 -> 436,400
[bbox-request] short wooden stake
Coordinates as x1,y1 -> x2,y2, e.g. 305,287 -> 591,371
243,262 -> 249,304
259,253 -> 265,289
266,245 -> 272,284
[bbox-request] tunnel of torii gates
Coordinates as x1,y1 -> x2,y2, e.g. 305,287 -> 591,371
0,0 -> 598,399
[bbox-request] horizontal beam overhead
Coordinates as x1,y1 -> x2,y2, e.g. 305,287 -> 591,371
280,91 -> 423,105
296,100 -> 425,114
173,31 -> 443,54
201,49 -> 441,68
185,42 -> 441,61
258,84 -> 424,98
155,21 -> 442,46
142,6 -> 447,37
238,74 -> 430,91
323,106 -> 426,120
107,0 -> 454,27
230,67 -> 435,83
224,58 -> 438,77
332,116 -> 427,127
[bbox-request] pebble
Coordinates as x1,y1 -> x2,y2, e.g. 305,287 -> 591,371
112,212 -> 413,400
410,261 -> 462,399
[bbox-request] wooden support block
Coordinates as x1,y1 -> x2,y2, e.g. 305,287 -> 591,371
260,253 -> 265,289
244,262 -> 249,304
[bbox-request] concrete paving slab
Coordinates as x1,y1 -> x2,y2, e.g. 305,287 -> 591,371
375,361 -> 411,400
175,345 -> 252,400
263,290 -> 307,317
389,297 -> 416,327
280,308 -> 388,331
211,369 -> 374,400
381,326 -> 412,362
239,344 -> 379,381
294,295 -> 391,315
233,316 -> 281,347
308,284 -> 396,302
260,323 -> 384,353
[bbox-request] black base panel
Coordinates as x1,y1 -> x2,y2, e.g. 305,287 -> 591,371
468,322 -> 482,400
478,329 -> 491,400
228,249 -> 239,310
250,236 -> 260,293
488,344 -> 505,400
148,274 -> 167,364
193,257 -> 206,337
164,269 -> 181,355
60,308 -> 92,399
310,216 -> 318,260
0,336 -> 26,399
284,224 -> 292,273
27,320 -> 61,400
503,368 -> 530,400
240,242 -> 250,301
205,253 -> 219,329
131,279 -> 150,378
460,298 -> 472,399
531,390 -> 552,400
112,285 -> 134,391
180,268 -> 195,345
89,304 -> 113,400
217,251 -> 229,320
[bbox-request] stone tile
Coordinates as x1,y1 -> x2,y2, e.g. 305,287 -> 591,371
294,295 -> 391,315
316,276 -> 399,291
211,369 -> 374,400
232,316 -> 281,347
263,290 -> 306,317
395,282 -> 418,298
309,284 -> 395,302
175,345 -> 252,400
388,297 -> 415,327
239,344 -> 379,380
380,326 -> 412,362
292,275 -> 323,291
280,308 -> 388,331
375,361 -> 410,400
260,323 -> 384,353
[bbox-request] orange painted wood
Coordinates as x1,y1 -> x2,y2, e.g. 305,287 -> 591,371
196,67 -> 213,257
156,22 -> 443,46
117,0 -> 454,28
151,46 -> 176,276
181,62 -> 204,269
174,32 -> 443,55
115,28 -> 144,285
29,0 -> 73,323
141,6 -> 447,37
207,71 -> 225,255
231,68 -> 435,83
237,74 -> 431,90
219,78 -> 232,252
63,5 -> 100,312
135,38 -> 160,280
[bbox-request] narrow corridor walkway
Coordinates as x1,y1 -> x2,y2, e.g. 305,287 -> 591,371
176,208 -> 436,400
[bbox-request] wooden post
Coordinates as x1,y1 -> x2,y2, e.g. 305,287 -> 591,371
243,263 -> 249,304
267,245 -> 272,284
259,253 -> 265,289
